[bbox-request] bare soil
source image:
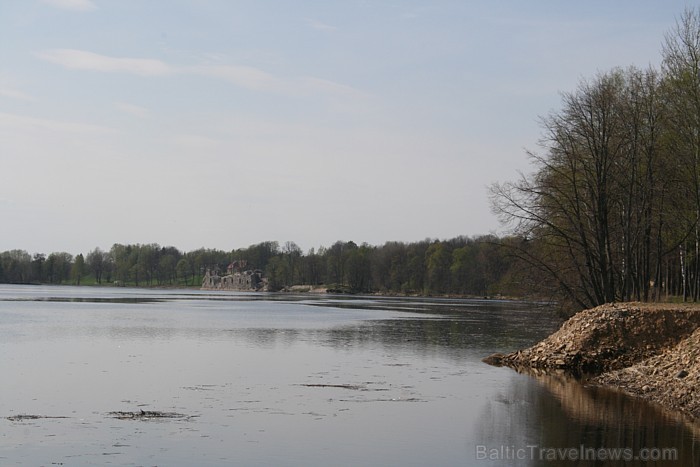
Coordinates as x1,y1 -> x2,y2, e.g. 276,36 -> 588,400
483,302 -> 700,420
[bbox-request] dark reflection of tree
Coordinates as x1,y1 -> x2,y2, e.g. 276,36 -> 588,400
476,372 -> 700,466
64,298 -> 557,352
300,300 -> 560,358
309,316 -> 560,362
218,300 -> 562,362
227,328 -> 300,348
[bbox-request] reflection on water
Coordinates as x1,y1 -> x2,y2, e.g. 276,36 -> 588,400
0,285 -> 698,466
478,370 -> 700,466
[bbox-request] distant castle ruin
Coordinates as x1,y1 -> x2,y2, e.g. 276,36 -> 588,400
201,260 -> 266,291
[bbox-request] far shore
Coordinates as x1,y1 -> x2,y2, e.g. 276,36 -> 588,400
3,281 -> 525,302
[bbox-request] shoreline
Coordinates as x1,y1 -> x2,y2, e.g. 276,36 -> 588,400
484,302 -> 700,421
4,282 -> 524,302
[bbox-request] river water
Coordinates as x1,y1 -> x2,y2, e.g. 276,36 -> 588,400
0,285 -> 698,466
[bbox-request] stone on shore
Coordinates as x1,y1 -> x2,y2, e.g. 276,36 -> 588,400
483,302 -> 700,420
595,325 -> 700,419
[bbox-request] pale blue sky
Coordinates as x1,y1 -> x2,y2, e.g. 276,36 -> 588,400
0,0 -> 693,254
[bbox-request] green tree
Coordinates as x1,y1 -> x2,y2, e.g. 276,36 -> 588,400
405,241 -> 429,293
492,70 -> 635,308
46,252 -> 73,284
71,253 -> 85,285
176,258 -> 191,286
158,254 -> 177,285
662,7 -> 700,300
302,247 -> 326,285
451,245 -> 476,295
110,243 -> 132,284
326,241 -> 347,286
345,244 -> 373,292
31,253 -> 46,283
283,241 -> 302,285
0,250 -> 31,283
265,256 -> 288,291
425,242 -> 451,294
236,241 -> 279,271
86,247 -> 108,284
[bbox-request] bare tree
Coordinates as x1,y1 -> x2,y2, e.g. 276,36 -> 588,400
662,7 -> 700,300
491,68 -> 674,309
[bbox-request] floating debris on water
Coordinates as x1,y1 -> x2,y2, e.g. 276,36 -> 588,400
107,410 -> 195,420
299,383 -> 364,390
6,414 -> 70,422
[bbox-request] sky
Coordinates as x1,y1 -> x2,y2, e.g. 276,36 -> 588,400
0,0 -> 694,255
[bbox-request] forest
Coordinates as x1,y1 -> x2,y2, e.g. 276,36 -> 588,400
491,8 -> 700,310
5,9 -> 700,311
0,236 -> 520,298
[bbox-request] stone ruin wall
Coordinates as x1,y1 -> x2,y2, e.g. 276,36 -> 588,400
201,269 -> 265,291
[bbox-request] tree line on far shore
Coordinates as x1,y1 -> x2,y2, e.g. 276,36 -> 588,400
0,236 -> 521,298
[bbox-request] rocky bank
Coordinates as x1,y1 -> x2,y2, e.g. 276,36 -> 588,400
484,302 -> 700,420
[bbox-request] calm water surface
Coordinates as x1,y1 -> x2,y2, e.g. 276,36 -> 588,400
0,285 -> 698,466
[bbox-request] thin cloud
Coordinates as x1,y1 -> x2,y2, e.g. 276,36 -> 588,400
0,87 -> 36,102
114,102 -> 149,118
37,49 -> 172,76
170,133 -> 221,149
37,48 -> 364,99
0,112 -> 118,135
190,64 -> 286,92
304,18 -> 337,32
300,77 -> 367,98
190,64 -> 364,98
42,0 -> 96,11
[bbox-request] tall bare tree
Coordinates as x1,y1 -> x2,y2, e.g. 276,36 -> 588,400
491,68 -> 674,310
662,7 -> 700,300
